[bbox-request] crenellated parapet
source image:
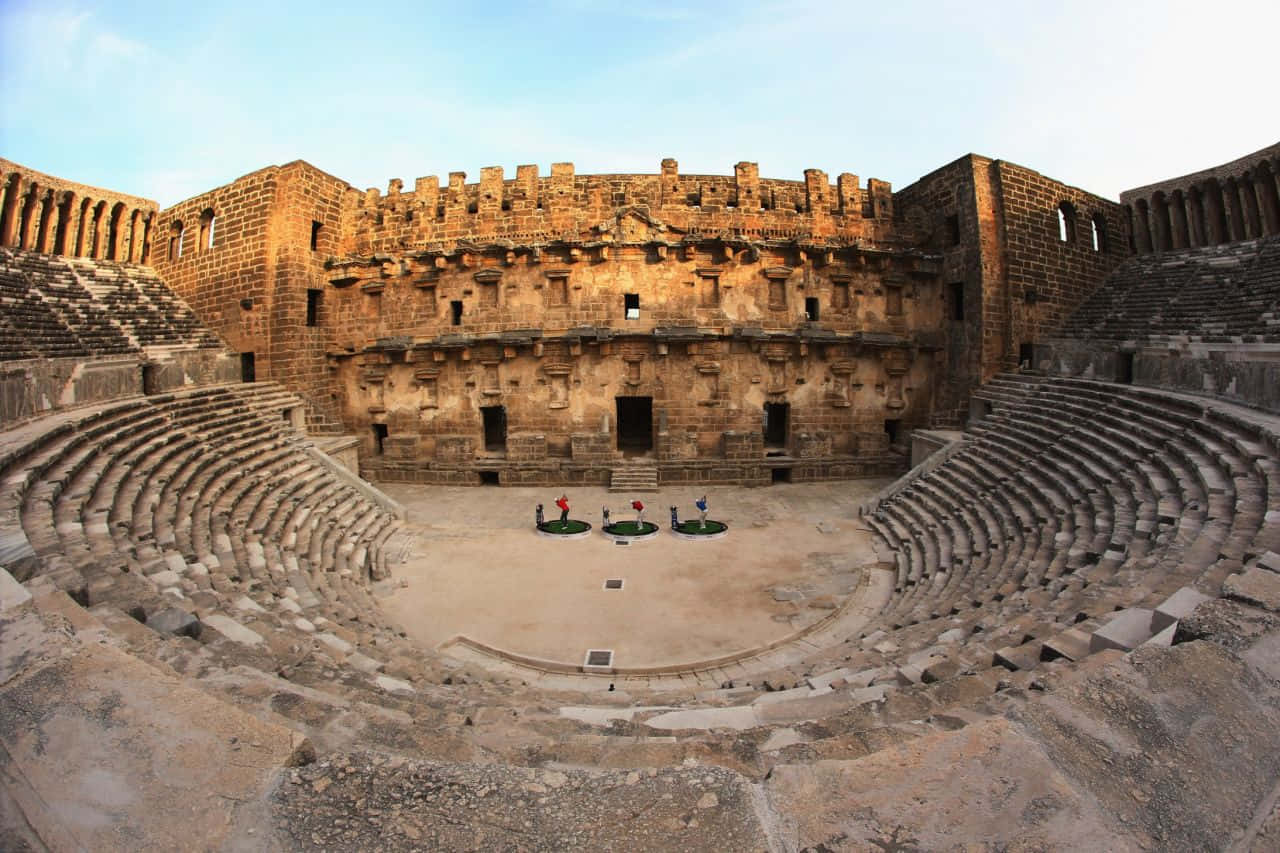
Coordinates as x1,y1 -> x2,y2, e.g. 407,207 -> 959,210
342,160 -> 897,256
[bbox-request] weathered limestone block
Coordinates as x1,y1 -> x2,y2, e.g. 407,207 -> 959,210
383,435 -> 419,461
506,433 -> 547,462
1089,608 -> 1155,653
1224,567 -> 1280,612
795,432 -> 833,458
434,435 -> 474,461
723,430 -> 763,460
1152,586 -> 1212,632
570,432 -> 613,462
657,430 -> 698,460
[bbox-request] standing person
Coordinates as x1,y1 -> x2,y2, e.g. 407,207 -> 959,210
555,494 -> 570,527
631,499 -> 645,528
695,494 -> 709,529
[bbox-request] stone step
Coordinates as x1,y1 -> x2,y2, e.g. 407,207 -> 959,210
609,465 -> 659,492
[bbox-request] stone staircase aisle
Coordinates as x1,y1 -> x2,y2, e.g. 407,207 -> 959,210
609,463 -> 658,492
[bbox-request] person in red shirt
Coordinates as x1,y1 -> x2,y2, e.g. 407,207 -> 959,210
555,494 -> 570,525
631,499 -> 645,526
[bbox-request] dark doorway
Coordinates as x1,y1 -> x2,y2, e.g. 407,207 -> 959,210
240,352 -> 256,383
450,300 -> 463,326
616,396 -> 653,454
884,419 -> 901,445
372,423 -> 388,455
1116,351 -> 1135,384
771,467 -> 792,484
481,405 -> 507,452
764,402 -> 789,448
141,363 -> 160,395
479,470 -> 500,485
1018,342 -> 1034,369
805,297 -> 819,321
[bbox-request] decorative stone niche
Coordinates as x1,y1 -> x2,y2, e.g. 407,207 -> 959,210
542,362 -> 571,409
414,367 -> 440,411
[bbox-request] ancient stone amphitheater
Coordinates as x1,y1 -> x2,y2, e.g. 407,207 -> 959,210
1,144 -> 1279,851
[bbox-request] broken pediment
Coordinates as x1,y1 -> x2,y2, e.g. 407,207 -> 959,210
591,207 -> 684,245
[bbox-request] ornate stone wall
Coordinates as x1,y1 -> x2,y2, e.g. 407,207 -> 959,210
320,161 -> 940,484
134,153 -> 1135,484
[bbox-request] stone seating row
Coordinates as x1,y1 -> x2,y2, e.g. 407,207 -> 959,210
1058,235 -> 1280,343
1,250 -> 138,357
0,248 -> 222,358
67,255 -> 224,349
860,374 -> 1278,682
0,383 -> 406,683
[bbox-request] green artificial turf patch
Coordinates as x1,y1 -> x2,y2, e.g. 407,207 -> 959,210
604,521 -> 659,535
675,520 -> 728,535
539,519 -> 591,534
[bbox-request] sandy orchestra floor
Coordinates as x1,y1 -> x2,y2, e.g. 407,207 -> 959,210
379,480 -> 891,669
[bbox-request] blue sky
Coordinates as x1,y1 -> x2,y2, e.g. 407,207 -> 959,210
2,0 -> 1277,208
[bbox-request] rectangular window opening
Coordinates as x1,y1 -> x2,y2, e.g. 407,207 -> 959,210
240,352 -> 256,383
372,423 -> 388,455
946,214 -> 961,246
804,297 -> 820,322
310,220 -> 322,252
624,293 -> 640,320
771,467 -> 792,484
479,470 -> 500,485
306,289 -> 321,327
949,282 -> 965,322
450,300 -> 463,326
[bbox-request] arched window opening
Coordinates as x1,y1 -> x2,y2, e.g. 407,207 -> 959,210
1057,201 -> 1077,244
198,207 -> 215,251
168,220 -> 185,260
1091,215 -> 1106,253
106,202 -> 124,260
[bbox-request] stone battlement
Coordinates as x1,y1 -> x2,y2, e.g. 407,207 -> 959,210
348,160 -> 895,255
